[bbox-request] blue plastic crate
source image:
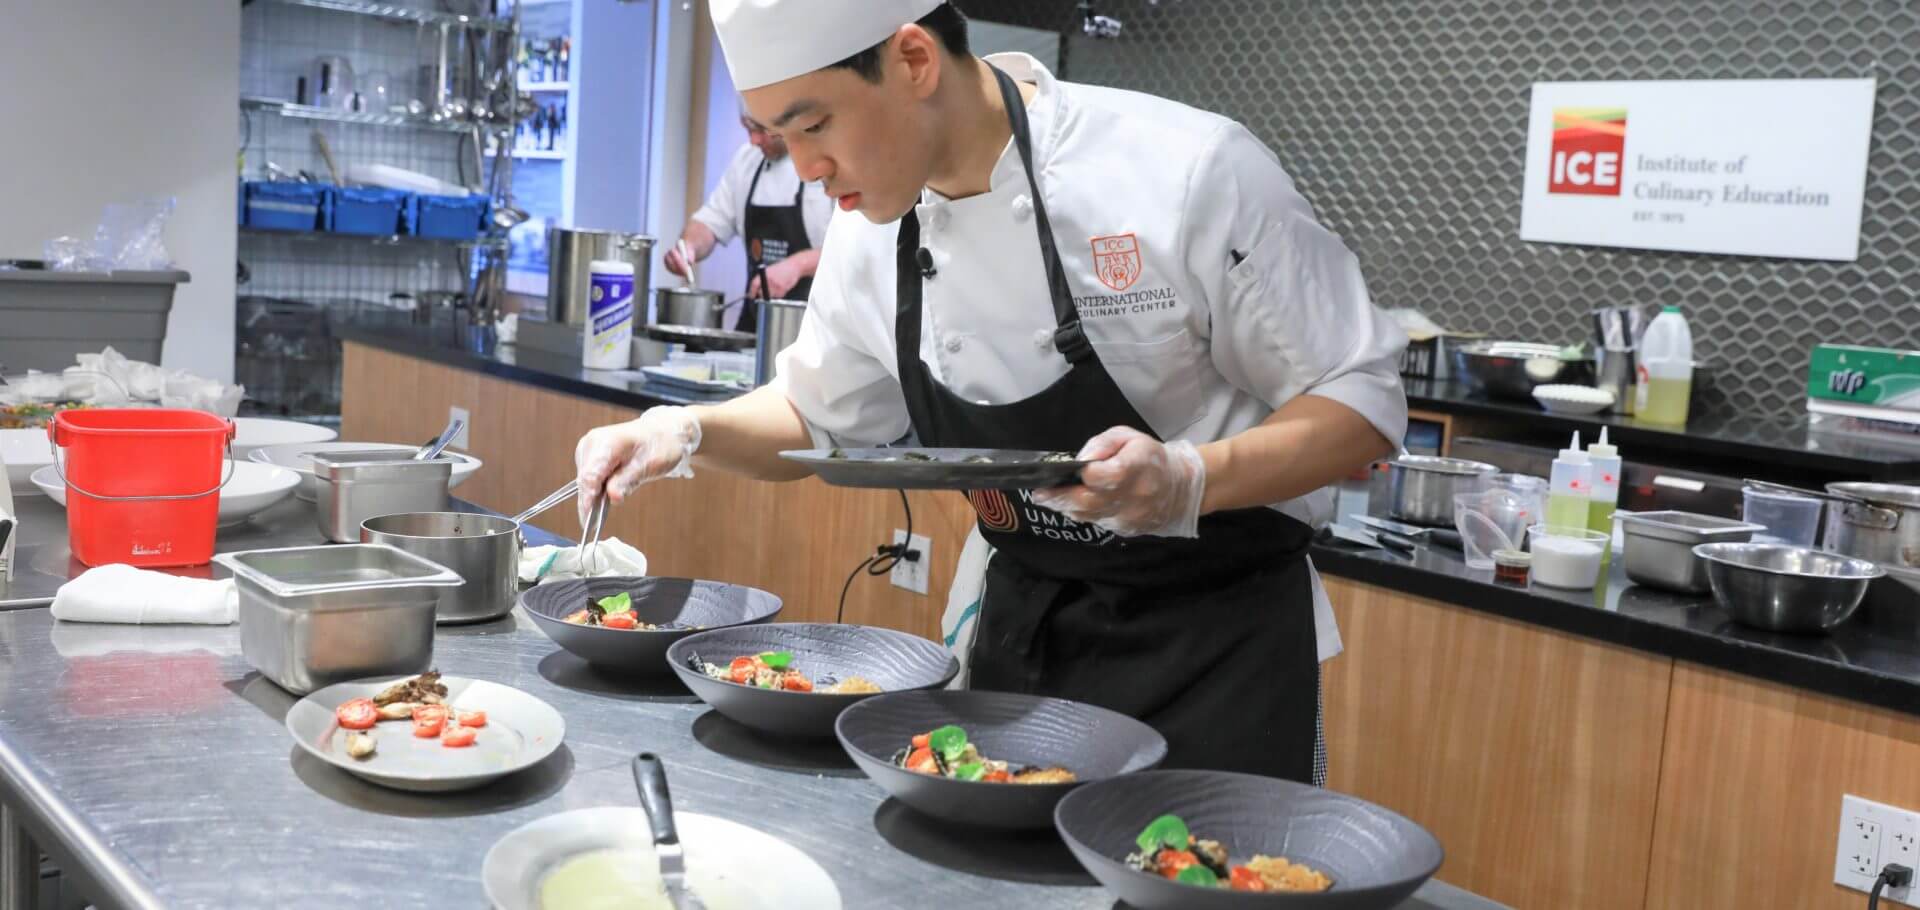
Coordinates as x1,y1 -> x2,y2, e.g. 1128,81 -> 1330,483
245,181 -> 329,232
407,193 -> 491,240
329,186 -> 409,236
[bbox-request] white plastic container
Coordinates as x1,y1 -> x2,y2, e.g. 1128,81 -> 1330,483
582,260 -> 635,370
1636,306 -> 1694,424
1528,525 -> 1610,589
1545,432 -> 1593,530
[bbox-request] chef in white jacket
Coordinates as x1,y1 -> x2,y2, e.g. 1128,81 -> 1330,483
575,0 -> 1407,784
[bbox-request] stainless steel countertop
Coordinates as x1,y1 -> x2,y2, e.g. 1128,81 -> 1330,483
0,607 -> 1502,909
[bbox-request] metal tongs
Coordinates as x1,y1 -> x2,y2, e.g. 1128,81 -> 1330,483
577,484 -> 609,576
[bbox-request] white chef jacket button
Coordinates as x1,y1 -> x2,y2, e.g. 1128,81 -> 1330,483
1032,329 -> 1052,349
1011,195 -> 1033,222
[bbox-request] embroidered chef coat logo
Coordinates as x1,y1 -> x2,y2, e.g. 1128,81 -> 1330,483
1090,233 -> 1143,292
966,489 -> 1116,545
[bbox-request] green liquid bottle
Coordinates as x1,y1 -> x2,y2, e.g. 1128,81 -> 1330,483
1587,427 -> 1622,535
1545,432 -> 1593,531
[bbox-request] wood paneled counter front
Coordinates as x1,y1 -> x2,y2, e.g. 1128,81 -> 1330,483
341,332 -> 1920,910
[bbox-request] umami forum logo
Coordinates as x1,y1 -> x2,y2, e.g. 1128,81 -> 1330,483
1548,107 -> 1626,196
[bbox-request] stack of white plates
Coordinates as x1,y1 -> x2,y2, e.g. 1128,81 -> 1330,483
1533,384 -> 1616,415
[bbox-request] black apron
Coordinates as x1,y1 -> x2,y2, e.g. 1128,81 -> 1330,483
894,67 -> 1322,782
739,157 -> 815,332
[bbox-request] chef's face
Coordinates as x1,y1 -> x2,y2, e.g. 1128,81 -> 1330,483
741,26 -> 945,223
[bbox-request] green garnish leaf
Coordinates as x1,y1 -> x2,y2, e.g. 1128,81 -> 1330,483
927,725 -> 969,762
595,592 -> 633,615
757,651 -> 793,670
953,761 -> 986,781
1176,865 -> 1219,888
1136,814 -> 1191,853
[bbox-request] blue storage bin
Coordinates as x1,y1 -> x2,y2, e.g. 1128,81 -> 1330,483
237,180 -> 245,226
245,181 -> 329,232
407,193 -> 491,240
329,186 -> 409,236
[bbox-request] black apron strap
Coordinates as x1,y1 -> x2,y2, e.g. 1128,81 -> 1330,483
993,67 -> 1093,364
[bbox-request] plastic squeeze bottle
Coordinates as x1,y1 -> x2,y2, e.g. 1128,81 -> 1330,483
1587,427 -> 1623,536
1546,431 -> 1593,530
1636,306 -> 1694,424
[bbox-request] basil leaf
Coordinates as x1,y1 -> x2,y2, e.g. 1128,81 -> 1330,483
927,725 -> 969,762
758,651 -> 794,670
596,592 -> 632,615
1176,865 -> 1219,888
953,761 -> 986,782
1136,814 -> 1190,854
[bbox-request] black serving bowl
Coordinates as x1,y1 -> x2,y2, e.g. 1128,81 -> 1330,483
665,623 -> 958,738
520,577 -> 781,674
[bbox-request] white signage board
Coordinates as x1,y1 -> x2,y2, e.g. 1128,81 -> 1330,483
1519,79 -> 1876,261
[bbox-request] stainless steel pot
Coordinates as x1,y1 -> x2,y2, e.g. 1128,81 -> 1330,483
1823,482 -> 1920,569
654,286 -> 726,329
357,483 -> 581,624
1452,341 -> 1598,401
548,228 -> 655,326
1378,455 -> 1498,526
755,299 -> 807,387
1694,542 -> 1883,633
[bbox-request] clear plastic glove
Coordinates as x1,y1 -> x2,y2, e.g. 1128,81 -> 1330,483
1030,426 -> 1207,538
573,406 -> 703,523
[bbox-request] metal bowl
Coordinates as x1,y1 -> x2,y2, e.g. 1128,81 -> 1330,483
1452,340 -> 1597,401
1693,543 -> 1884,633
520,577 -> 782,674
1054,770 -> 1443,909
666,624 -> 958,738
835,690 -> 1167,829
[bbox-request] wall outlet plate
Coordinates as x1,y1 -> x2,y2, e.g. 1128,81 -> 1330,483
1837,794 -> 1919,906
449,406 -> 471,451
890,531 -> 931,596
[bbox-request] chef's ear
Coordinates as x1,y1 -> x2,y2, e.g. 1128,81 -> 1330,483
894,24 -> 944,101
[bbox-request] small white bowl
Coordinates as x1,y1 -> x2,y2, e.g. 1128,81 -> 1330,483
231,417 -> 338,458
1533,384 -> 1616,415
33,461 -> 301,527
248,441 -> 483,502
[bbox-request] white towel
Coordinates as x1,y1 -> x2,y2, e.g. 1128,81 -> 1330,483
51,564 -> 238,625
518,537 -> 649,584
940,527 -> 993,690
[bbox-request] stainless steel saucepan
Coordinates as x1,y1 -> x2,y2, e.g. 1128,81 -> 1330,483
1374,455 -> 1499,526
359,482 -> 582,624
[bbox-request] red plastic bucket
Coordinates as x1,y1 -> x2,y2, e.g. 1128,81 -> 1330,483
49,409 -> 235,568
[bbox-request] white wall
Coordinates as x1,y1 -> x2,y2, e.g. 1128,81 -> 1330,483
693,30 -> 751,301
0,2 -> 240,381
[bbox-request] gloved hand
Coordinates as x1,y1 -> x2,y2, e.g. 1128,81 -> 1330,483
573,406 -> 703,523
1030,426 -> 1207,538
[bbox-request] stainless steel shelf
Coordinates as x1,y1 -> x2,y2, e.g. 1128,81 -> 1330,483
240,225 -> 506,250
255,0 -> 514,32
241,96 -> 487,133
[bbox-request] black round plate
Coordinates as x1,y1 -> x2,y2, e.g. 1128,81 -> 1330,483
1054,770 -> 1443,909
836,690 -> 1167,830
665,624 -> 958,738
520,577 -> 782,674
779,448 -> 1090,490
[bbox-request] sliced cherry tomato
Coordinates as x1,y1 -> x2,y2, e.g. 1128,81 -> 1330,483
779,672 -> 813,692
728,657 -> 758,684
911,732 -> 931,749
602,613 -> 638,630
905,747 -> 937,774
440,725 -> 478,748
983,770 -> 1012,783
457,710 -> 487,728
1157,850 -> 1200,880
412,705 -> 449,738
1229,866 -> 1268,892
335,698 -> 379,730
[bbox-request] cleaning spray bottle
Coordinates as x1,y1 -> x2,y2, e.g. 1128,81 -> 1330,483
1546,431 -> 1593,530
1587,427 -> 1623,537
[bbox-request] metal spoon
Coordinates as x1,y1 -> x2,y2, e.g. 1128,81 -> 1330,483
413,415 -> 465,461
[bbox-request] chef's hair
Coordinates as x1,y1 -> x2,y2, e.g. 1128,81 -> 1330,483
827,2 -> 970,82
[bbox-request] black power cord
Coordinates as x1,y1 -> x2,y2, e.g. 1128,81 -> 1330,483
836,489 -> 918,625
1870,862 -> 1914,910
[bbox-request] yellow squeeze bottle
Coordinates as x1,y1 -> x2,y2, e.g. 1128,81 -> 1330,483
1587,427 -> 1622,536
1545,432 -> 1593,530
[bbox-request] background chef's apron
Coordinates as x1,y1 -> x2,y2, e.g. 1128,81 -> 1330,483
739,157 -> 814,331
893,67 -> 1321,782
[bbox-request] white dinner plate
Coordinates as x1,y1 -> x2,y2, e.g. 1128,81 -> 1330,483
231,417 -> 337,457
249,441 -> 483,501
31,461 -> 299,527
482,807 -> 841,910
286,676 -> 565,793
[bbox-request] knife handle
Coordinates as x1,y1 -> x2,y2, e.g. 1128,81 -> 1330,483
1427,529 -> 1465,551
633,752 -> 681,847
1376,530 -> 1418,552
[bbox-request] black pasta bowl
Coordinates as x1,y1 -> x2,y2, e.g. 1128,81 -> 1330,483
520,577 -> 782,674
1054,770 -> 1443,909
836,689 -> 1167,829
666,623 -> 959,738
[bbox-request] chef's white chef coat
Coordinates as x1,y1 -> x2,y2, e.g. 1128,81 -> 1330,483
689,143 -> 835,250
772,54 -> 1410,662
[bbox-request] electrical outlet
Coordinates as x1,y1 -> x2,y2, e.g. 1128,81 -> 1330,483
889,531 -> 931,595
1837,794 -> 1920,906
448,406 -> 471,450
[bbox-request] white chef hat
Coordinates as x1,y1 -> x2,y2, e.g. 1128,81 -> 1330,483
713,0 -> 947,91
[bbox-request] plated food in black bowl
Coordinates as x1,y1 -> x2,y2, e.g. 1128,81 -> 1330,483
520,577 -> 782,674
1054,770 -> 1443,909
836,690 -> 1167,829
666,624 -> 958,738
